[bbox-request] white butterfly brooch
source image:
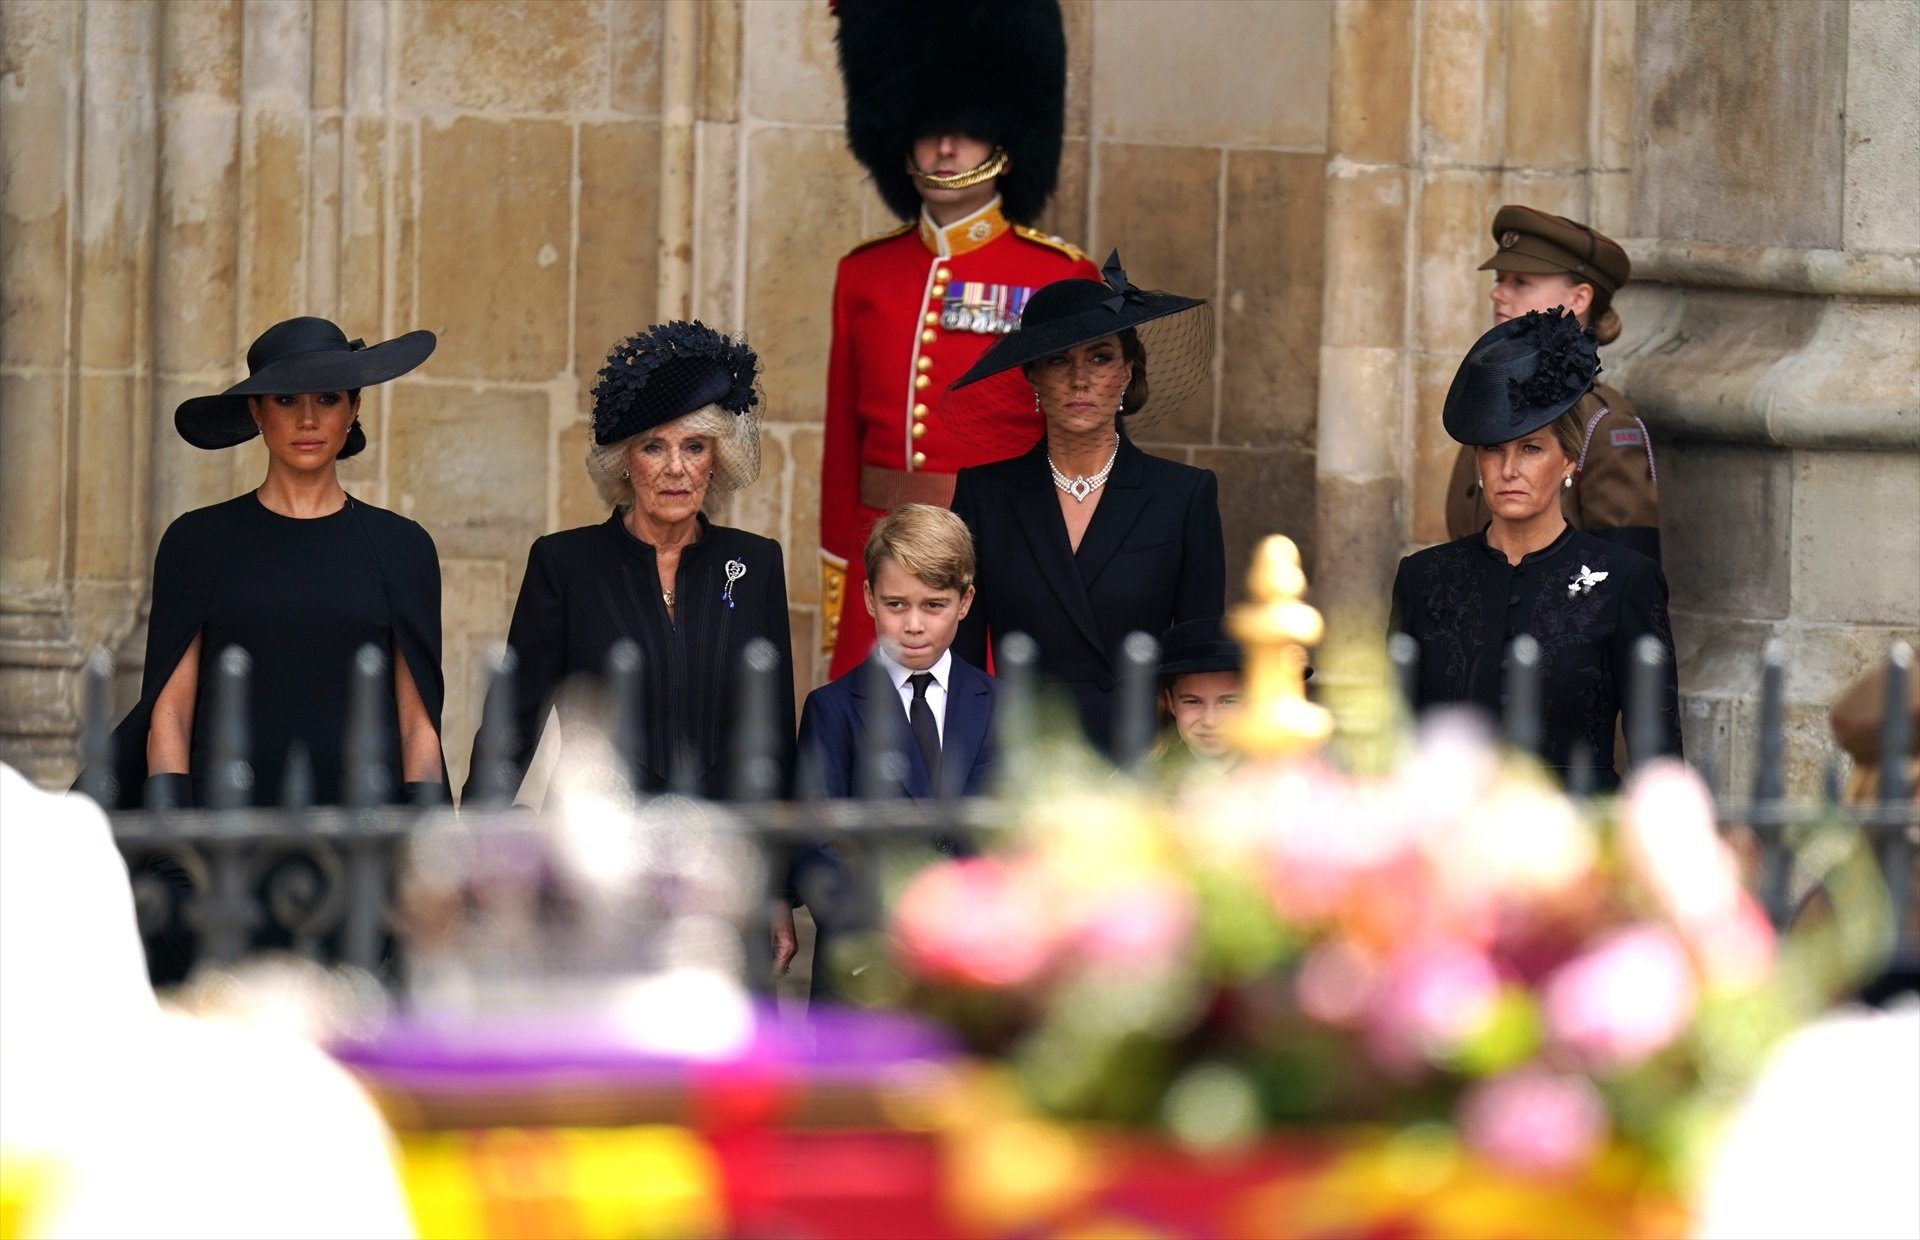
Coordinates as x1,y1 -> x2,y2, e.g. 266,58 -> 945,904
1568,565 -> 1609,596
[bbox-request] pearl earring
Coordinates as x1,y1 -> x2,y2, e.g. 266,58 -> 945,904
1034,392 -> 1041,414
1562,474 -> 1573,489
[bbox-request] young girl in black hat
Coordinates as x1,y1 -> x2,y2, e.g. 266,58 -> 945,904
105,317 -> 445,809
1391,309 -> 1681,793
944,252 -> 1227,757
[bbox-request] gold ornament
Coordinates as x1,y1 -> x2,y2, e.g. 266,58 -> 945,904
1225,535 -> 1332,759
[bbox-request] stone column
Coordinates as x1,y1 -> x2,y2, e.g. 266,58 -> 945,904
1608,0 -> 1920,795
0,1 -> 83,781
1312,0 -> 1414,629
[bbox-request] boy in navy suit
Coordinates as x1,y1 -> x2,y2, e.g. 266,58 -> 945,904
800,503 -> 998,801
797,505 -> 996,1004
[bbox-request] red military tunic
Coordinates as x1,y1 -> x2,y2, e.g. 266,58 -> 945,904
819,197 -> 1099,679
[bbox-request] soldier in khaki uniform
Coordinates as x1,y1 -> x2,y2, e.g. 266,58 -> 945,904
1446,206 -> 1663,563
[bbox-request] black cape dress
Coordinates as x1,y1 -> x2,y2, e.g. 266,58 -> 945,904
1389,524 -> 1682,792
103,493 -> 445,808
461,512 -> 796,803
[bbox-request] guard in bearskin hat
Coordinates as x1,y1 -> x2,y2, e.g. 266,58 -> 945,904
819,0 -> 1101,680
1444,206 -> 1663,563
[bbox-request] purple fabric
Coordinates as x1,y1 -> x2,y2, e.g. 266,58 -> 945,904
331,1000 -> 955,1094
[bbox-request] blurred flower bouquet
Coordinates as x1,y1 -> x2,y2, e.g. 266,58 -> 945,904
881,708 -> 1884,1200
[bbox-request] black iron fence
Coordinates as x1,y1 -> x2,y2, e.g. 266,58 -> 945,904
67,632 -> 1918,990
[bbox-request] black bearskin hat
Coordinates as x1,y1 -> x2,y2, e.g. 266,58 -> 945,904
834,0 -> 1067,225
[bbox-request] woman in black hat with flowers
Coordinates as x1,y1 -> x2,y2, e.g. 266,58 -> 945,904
1391,310 -> 1681,792
107,316 -> 445,809
463,321 -> 794,806
944,252 -> 1226,756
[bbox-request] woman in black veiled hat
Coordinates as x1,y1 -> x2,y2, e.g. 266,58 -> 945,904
102,317 -> 445,811
1390,309 -> 1682,792
943,252 -> 1227,756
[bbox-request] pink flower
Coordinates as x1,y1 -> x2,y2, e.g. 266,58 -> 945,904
1296,939 -> 1380,1027
1364,943 -> 1501,1073
1542,924 -> 1696,1072
1073,876 -> 1194,970
1459,1067 -> 1609,1174
1620,760 -> 1775,987
892,858 -> 1060,989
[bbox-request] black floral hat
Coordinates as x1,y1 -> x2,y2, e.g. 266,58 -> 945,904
588,321 -> 764,493
174,317 -> 435,458
1441,309 -> 1600,446
590,320 -> 760,445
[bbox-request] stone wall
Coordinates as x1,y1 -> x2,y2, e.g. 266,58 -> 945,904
0,0 -> 1337,789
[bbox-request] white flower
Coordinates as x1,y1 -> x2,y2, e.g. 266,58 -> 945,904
1568,565 -> 1609,596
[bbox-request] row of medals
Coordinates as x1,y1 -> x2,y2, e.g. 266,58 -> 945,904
941,291 -> 1027,335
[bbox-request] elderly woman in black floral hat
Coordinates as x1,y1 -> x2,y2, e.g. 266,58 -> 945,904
1390,309 -> 1681,792
465,321 -> 794,806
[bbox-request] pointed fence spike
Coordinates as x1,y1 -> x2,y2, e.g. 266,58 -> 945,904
469,645 -> 518,809
731,638 -> 783,803
1627,634 -> 1667,768
1114,631 -> 1160,770
1504,634 -> 1542,757
78,647 -> 117,807
858,654 -> 906,802
344,643 -> 391,810
994,631 -> 1038,757
1388,632 -> 1419,716
607,639 -> 643,794
207,646 -> 253,811
1877,643 -> 1914,942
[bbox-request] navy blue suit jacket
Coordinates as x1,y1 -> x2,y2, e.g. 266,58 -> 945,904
798,654 -> 998,801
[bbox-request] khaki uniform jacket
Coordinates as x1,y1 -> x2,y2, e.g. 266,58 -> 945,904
1445,382 -> 1662,563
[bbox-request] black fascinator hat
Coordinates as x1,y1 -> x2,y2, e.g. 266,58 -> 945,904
1441,309 -> 1600,446
588,320 -> 764,493
835,0 -> 1067,224
173,317 -> 436,458
940,250 -> 1214,455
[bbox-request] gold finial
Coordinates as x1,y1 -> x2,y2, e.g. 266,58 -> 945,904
1225,535 -> 1332,758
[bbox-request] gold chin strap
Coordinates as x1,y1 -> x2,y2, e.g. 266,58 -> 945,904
906,146 -> 1010,190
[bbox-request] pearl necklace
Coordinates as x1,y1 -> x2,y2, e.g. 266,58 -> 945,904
1048,432 -> 1120,503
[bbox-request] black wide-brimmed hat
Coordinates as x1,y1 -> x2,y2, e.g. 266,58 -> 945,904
588,320 -> 765,492
941,251 -> 1214,454
1441,309 -> 1600,446
835,0 -> 1067,224
1158,618 -> 1242,680
174,317 -> 436,458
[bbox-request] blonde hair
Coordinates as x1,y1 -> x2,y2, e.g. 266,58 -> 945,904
584,404 -> 758,509
863,504 -> 976,593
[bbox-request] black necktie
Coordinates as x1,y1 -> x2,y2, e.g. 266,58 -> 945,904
907,671 -> 942,793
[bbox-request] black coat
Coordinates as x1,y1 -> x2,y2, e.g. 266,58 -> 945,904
951,436 -> 1226,754
1389,525 -> 1682,791
463,513 -> 795,803
99,493 -> 444,808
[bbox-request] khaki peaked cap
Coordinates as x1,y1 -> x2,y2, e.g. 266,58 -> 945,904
1478,205 -> 1631,293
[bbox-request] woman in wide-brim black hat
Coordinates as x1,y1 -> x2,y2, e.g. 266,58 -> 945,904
461,320 -> 799,976
942,252 -> 1227,758
1390,309 -> 1681,793
96,316 -> 446,814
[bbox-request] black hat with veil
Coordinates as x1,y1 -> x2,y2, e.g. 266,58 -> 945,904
939,251 -> 1215,457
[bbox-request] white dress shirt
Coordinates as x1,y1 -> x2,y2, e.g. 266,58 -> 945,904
872,645 -> 951,743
